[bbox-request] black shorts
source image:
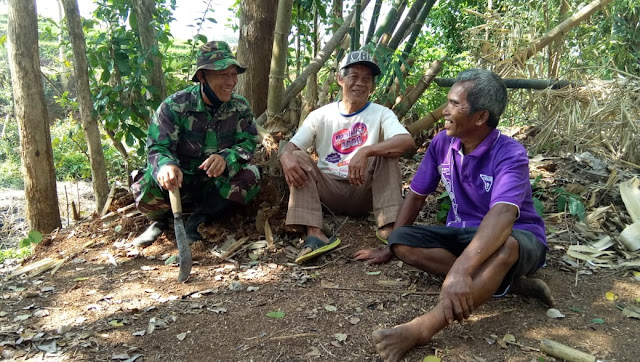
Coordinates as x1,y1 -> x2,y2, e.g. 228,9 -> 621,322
387,225 -> 547,296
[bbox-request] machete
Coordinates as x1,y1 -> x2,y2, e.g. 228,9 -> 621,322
169,188 -> 192,282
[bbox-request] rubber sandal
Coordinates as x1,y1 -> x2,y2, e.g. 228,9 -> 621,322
294,236 -> 341,264
375,229 -> 389,245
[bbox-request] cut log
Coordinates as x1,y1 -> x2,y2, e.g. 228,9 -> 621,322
540,339 -> 596,362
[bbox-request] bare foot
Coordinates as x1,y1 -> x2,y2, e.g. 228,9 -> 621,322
512,276 -> 555,307
372,316 -> 437,362
377,223 -> 394,240
297,227 -> 330,259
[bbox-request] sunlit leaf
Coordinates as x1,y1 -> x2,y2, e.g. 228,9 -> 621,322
423,356 -> 441,362
546,308 -> 565,319
334,333 -> 347,342
605,291 -> 618,301
324,305 -> 337,312
108,319 -> 124,327
266,311 -> 285,318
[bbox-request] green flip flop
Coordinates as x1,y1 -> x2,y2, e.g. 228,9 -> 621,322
375,229 -> 389,245
294,236 -> 341,264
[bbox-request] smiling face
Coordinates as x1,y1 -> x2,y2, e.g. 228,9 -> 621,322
199,66 -> 238,102
337,64 -> 374,111
443,81 -> 489,146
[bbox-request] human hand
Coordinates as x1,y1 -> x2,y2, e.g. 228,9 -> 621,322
353,247 -> 393,264
439,272 -> 474,325
280,152 -> 308,188
156,164 -> 183,191
199,154 -> 226,178
348,149 -> 368,186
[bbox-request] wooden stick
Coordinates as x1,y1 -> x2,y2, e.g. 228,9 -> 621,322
220,236 -> 251,261
540,339 -> 597,362
264,219 -> 274,248
321,285 -> 439,295
100,182 -> 117,217
269,332 -> 319,341
64,185 -> 70,227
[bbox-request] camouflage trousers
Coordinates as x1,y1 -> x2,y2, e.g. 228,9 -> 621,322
131,164 -> 261,221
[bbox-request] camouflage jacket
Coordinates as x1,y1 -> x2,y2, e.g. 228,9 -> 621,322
146,84 -> 258,179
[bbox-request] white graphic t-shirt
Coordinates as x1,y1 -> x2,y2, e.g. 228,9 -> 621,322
290,102 -> 409,179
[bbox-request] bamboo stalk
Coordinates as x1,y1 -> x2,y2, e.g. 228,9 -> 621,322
540,339 -> 596,362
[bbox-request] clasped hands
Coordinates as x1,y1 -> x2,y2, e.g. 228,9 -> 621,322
156,154 -> 226,191
281,150 -> 369,188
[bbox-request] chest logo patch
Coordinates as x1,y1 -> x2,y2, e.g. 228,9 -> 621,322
332,122 -> 368,154
480,174 -> 493,192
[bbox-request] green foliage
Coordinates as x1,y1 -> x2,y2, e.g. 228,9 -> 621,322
83,0 -> 186,158
555,187 -> 586,221
530,174 -> 545,217
0,118 -> 23,188
0,247 -> 31,264
19,230 -> 43,248
437,191 -> 451,222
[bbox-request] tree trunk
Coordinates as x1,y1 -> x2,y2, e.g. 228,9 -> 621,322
383,58 -> 414,108
377,0 -> 408,47
387,0 -> 426,51
7,0 -> 61,233
259,0 -> 371,126
514,0 -> 614,66
237,0 -> 277,116
62,0 -> 110,213
370,0 -> 405,45
392,60 -> 442,119
400,0 -> 436,58
549,0 -> 569,78
132,0 -> 167,107
56,0 -> 71,93
407,104 -> 445,136
365,0 -> 382,45
350,0 -> 361,50
300,7 -> 319,125
266,0 -> 294,121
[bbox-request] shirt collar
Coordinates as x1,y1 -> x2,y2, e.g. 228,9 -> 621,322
451,128 -> 501,156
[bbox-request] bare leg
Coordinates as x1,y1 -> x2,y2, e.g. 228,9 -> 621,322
391,244 -> 458,276
373,238 -> 519,362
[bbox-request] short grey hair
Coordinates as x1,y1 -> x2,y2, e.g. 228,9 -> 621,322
455,69 -> 507,128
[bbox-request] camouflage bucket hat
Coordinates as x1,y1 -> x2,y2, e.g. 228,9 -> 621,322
191,41 -> 247,82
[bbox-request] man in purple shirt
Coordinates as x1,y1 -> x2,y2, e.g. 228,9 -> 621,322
355,69 -> 553,362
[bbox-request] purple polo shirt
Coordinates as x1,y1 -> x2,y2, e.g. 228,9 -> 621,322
410,129 -> 547,247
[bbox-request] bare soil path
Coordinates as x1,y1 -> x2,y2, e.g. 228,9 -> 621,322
1,153 -> 639,361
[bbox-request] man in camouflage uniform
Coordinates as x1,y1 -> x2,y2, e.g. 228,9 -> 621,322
131,41 -> 261,247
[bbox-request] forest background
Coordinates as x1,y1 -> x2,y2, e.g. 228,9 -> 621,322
0,0 -> 638,259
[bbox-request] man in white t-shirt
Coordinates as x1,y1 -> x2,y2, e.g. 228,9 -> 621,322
280,50 -> 415,263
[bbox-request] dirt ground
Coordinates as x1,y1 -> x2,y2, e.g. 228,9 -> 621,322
1,150 -> 639,362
